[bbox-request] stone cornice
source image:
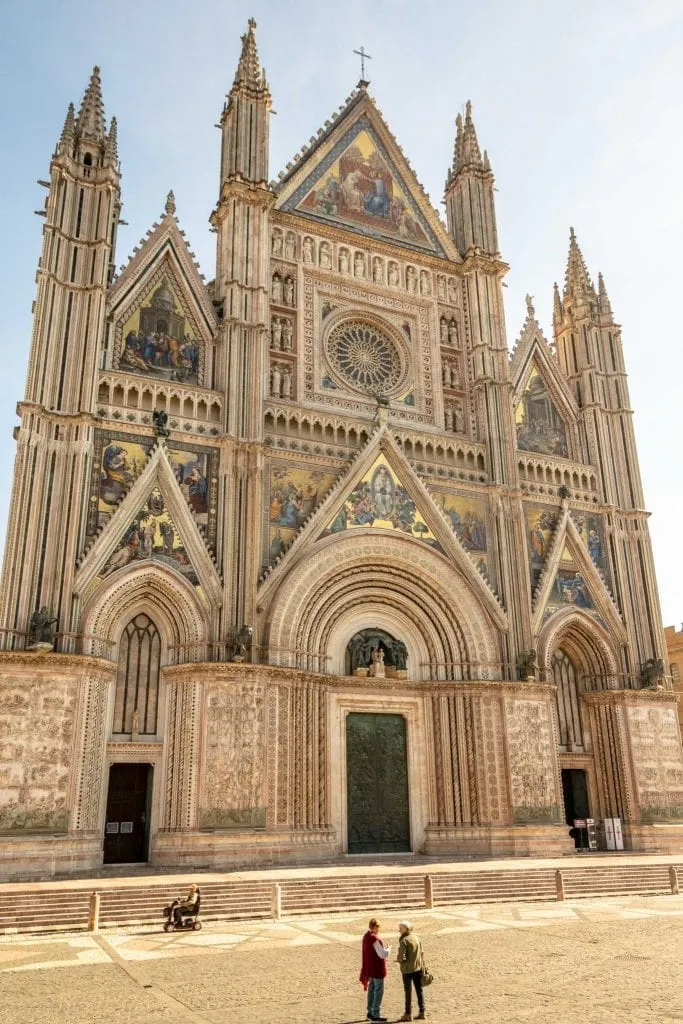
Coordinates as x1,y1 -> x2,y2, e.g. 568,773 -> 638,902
459,253 -> 509,277
162,660 -> 554,697
0,652 -> 116,676
582,688 -> 679,706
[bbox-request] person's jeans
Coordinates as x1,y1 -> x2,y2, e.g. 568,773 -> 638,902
367,976 -> 384,1018
402,970 -> 425,1014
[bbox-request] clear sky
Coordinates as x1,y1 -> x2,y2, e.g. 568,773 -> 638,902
0,0 -> 681,627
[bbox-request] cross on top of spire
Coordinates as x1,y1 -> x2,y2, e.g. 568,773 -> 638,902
353,45 -> 372,84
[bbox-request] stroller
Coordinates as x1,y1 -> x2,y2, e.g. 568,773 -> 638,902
163,889 -> 202,932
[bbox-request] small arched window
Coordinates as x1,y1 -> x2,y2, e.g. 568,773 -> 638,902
113,614 -> 161,735
551,648 -> 582,750
83,152 -> 93,166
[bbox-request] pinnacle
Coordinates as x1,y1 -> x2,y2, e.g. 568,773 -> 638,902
563,226 -> 595,301
76,64 -> 106,142
597,271 -> 614,321
104,115 -> 118,163
165,190 -> 176,216
58,102 -> 76,153
232,17 -> 267,92
448,100 -> 486,184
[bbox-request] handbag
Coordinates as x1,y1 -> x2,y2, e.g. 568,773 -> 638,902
420,945 -> 434,986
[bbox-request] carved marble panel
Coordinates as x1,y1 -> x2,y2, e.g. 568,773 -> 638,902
199,683 -> 266,828
627,705 -> 683,821
0,677 -> 76,831
504,698 -> 560,823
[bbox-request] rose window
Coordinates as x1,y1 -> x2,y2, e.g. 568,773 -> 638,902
326,320 -> 404,395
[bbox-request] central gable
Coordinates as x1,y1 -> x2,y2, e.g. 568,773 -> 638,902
281,117 -> 445,256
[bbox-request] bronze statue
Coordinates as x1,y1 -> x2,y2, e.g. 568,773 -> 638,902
639,657 -> 664,689
516,648 -> 539,680
152,408 -> 170,437
230,625 -> 253,662
28,606 -> 58,646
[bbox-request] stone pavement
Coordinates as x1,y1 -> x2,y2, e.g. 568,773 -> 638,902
0,894 -> 682,1023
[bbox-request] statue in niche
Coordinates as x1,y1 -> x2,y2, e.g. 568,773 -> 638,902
339,249 -> 350,273
270,363 -> 282,398
271,231 -> 283,256
516,649 -> 539,681
282,366 -> 292,399
437,275 -> 446,300
448,319 -> 459,345
354,252 -> 365,277
347,628 -> 408,676
271,316 -> 282,350
272,274 -> 283,303
152,408 -> 170,437
406,266 -> 417,293
28,606 -> 58,648
640,658 -> 665,689
369,646 -> 386,678
302,237 -> 314,263
284,233 -> 296,260
230,624 -> 253,662
282,320 -> 293,351
447,278 -> 458,304
388,263 -> 399,286
440,318 -> 448,344
419,270 -> 431,295
284,278 -> 294,305
373,258 -> 384,283
320,244 -> 332,269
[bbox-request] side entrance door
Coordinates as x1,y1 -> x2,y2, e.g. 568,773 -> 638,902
346,712 -> 410,854
103,763 -> 152,864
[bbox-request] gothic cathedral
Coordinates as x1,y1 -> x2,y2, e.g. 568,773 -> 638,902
1,22 -> 682,878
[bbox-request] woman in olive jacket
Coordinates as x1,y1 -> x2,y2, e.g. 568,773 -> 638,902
396,921 -> 426,1021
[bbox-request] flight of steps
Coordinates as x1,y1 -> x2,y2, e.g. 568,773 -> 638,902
1,861 -> 680,935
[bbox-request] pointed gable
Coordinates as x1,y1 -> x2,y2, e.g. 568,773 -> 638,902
107,202 -> 216,388
510,298 -> 579,461
276,90 -> 457,259
75,443 -> 222,606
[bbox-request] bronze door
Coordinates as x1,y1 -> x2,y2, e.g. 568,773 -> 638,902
346,712 -> 410,854
103,763 -> 152,864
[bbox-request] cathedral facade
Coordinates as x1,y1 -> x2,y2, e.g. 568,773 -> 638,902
1,22 -> 682,879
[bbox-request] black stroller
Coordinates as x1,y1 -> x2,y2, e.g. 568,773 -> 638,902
163,889 -> 202,932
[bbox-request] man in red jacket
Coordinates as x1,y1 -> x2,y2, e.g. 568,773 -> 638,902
360,917 -> 391,1022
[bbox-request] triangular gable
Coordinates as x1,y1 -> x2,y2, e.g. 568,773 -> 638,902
259,424 -> 506,629
107,208 -> 216,388
75,443 -> 222,606
276,91 -> 457,260
531,504 -> 623,640
510,309 -> 579,461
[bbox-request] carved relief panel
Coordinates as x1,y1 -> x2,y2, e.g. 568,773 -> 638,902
627,705 -> 683,821
504,697 -> 560,823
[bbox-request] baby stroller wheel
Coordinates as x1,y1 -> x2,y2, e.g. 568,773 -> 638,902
192,920 -> 202,931
163,921 -> 173,932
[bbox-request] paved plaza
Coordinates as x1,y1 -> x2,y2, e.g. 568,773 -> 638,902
1,894 -> 682,1023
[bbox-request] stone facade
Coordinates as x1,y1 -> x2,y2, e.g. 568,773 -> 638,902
664,624 -> 683,736
1,23 -> 682,879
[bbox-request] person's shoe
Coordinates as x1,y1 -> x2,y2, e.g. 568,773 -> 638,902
416,1013 -> 426,1020
399,1016 -> 413,1022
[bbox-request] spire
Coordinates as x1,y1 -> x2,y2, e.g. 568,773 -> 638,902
553,281 -> 563,331
232,18 -> 267,92
563,227 -> 595,303
75,65 -> 105,142
103,115 -> 118,164
597,272 -> 614,323
165,190 -> 176,216
58,102 -> 76,155
449,100 -> 485,181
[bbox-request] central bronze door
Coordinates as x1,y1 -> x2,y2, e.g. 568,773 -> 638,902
346,712 -> 410,854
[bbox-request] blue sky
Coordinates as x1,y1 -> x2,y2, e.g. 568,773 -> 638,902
1,0 -> 682,626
